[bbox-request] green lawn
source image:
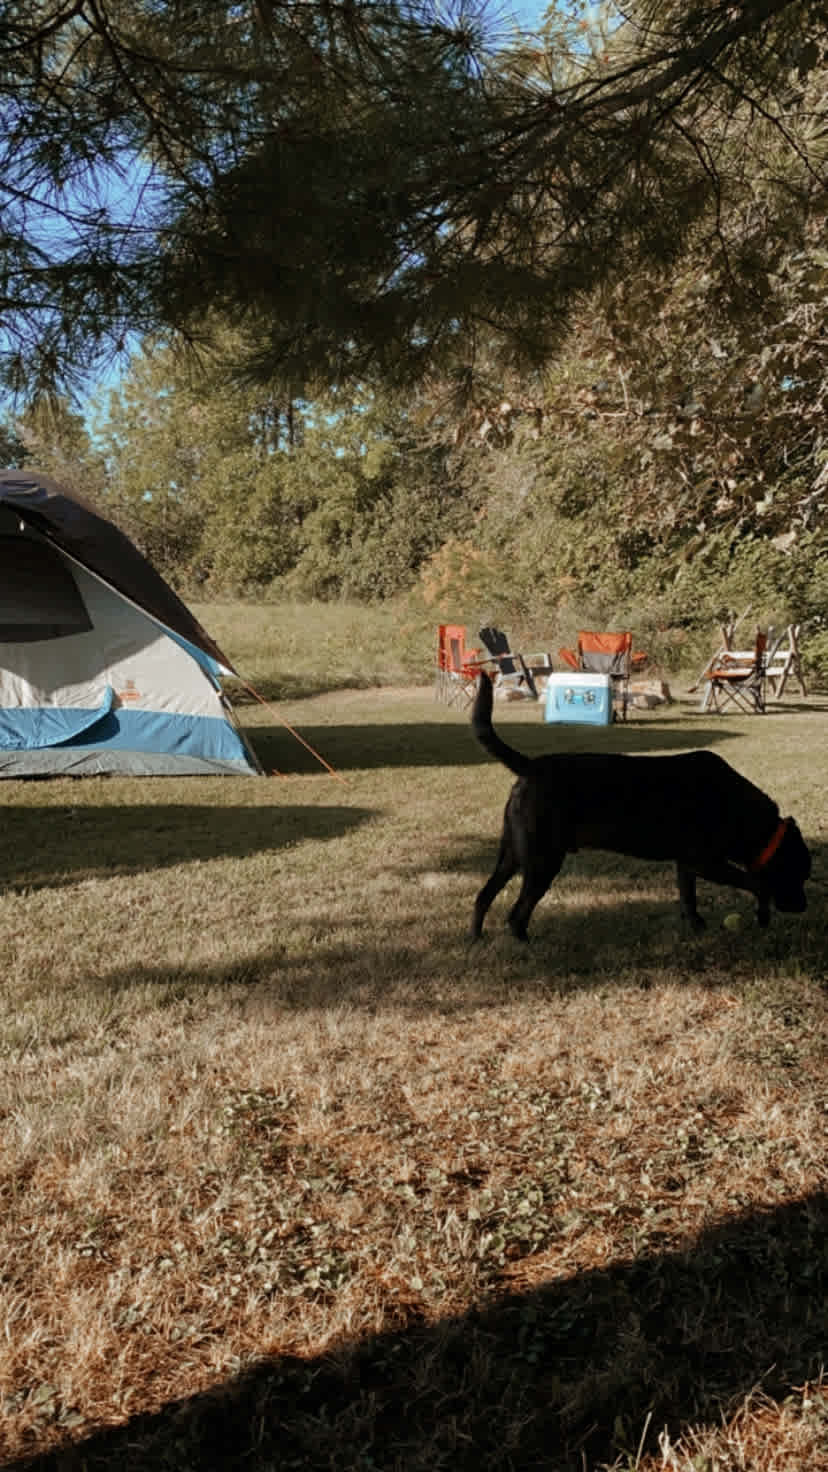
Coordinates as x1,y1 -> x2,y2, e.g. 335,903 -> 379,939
1,608 -> 826,1471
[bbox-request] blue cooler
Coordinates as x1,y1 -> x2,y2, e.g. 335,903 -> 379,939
544,671 -> 613,725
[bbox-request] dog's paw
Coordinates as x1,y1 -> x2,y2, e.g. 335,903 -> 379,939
682,911 -> 706,933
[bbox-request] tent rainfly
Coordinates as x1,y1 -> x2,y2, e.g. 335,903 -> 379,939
0,471 -> 261,777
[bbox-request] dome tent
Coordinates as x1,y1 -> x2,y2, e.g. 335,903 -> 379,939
0,471 -> 261,777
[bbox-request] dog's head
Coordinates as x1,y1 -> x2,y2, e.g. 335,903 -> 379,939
765,817 -> 811,913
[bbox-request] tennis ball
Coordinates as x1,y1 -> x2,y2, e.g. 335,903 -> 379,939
723,912 -> 742,931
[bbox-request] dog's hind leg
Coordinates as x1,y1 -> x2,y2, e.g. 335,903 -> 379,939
506,850 -> 566,942
471,838 -> 519,939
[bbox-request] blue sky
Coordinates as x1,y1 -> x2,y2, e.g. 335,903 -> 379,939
508,0 -> 550,27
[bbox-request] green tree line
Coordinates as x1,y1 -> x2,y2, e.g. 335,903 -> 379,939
7,197 -> 826,677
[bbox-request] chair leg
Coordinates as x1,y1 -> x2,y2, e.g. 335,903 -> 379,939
706,677 -> 765,714
517,655 -> 538,700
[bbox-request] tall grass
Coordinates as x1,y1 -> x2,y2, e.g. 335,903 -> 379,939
0,602 -> 826,1471
193,598 -> 430,699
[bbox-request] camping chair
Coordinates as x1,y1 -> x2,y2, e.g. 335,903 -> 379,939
700,629 -> 768,713
557,630 -> 634,720
765,624 -> 807,698
435,624 -> 481,706
688,610 -> 753,695
477,626 -> 553,701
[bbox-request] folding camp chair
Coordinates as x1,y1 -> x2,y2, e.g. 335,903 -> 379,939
688,610 -> 753,695
477,626 -> 553,701
700,629 -> 768,714
765,624 -> 807,698
557,630 -> 634,720
435,624 -> 481,706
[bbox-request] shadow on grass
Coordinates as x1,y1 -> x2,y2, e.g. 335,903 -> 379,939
11,1191 -> 828,1472
0,805 -> 376,891
762,700 -> 828,714
251,718 -> 744,775
423,837 -> 826,974
81,836 -> 826,1003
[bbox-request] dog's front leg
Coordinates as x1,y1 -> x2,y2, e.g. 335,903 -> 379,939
677,864 -> 705,931
680,859 -> 770,927
704,863 -> 770,927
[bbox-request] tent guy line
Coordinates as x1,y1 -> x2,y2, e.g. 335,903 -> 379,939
234,677 -> 347,783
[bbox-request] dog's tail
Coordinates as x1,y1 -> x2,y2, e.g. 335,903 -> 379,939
472,671 -> 533,778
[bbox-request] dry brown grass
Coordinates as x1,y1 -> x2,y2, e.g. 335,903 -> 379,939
0,646 -> 826,1470
641,1382 -> 828,1471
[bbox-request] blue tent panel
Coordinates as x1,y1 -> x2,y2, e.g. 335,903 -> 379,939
0,701 -> 251,765
0,686 -> 114,749
66,708 -> 252,763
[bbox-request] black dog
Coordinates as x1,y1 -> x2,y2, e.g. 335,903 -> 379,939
471,671 -> 811,940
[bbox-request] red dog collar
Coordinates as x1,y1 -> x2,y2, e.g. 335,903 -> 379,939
750,818 -> 789,872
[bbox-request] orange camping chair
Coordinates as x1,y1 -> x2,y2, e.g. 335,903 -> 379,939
557,630 -> 634,720
435,624 -> 481,706
701,629 -> 768,714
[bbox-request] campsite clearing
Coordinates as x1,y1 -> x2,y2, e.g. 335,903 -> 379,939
0,661 -> 826,1472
